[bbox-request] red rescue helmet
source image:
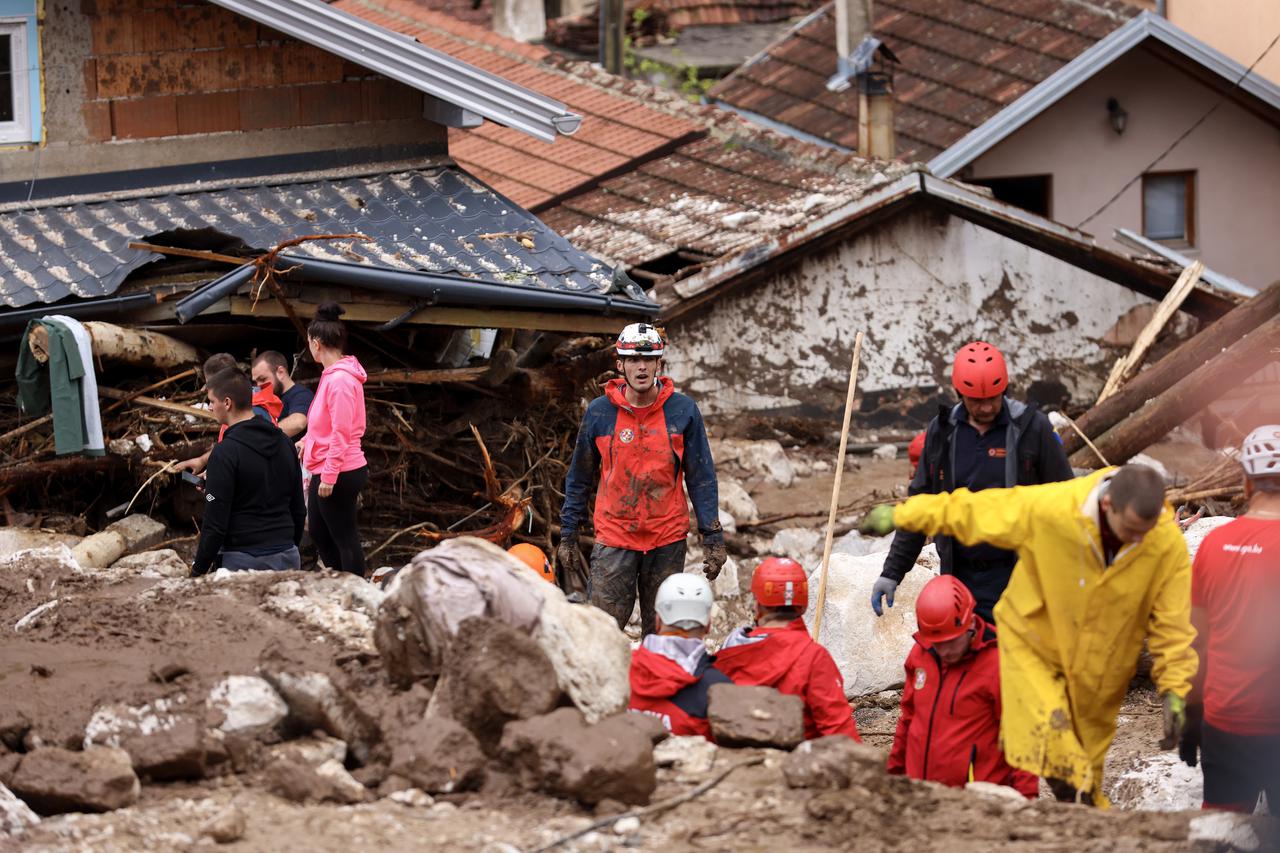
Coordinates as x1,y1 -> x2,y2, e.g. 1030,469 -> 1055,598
751,557 -> 808,609
508,543 -> 555,585
907,431 -> 926,472
952,341 -> 1008,400
915,575 -> 977,646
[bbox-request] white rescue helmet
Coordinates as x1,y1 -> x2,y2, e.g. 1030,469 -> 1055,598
1242,425 -> 1280,478
616,323 -> 665,358
655,572 -> 713,629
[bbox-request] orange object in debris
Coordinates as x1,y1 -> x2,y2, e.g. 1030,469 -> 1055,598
508,543 -> 555,584
908,431 -> 926,477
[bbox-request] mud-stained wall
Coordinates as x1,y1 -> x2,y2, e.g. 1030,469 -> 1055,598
665,206 -> 1153,419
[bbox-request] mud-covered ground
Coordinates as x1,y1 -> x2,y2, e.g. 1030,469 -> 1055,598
1,432 -> 1270,852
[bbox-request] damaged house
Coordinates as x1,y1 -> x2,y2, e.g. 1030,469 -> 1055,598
0,0 -> 656,559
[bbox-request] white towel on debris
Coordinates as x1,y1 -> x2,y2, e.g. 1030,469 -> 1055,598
45,315 -> 105,456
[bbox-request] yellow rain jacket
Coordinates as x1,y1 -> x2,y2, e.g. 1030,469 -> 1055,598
893,468 -> 1196,805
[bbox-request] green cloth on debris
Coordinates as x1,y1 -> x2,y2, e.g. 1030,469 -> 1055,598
15,319 -> 90,456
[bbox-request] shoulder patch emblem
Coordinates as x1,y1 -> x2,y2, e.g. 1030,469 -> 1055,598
618,428 -> 635,444
205,493 -> 215,502
914,667 -> 927,690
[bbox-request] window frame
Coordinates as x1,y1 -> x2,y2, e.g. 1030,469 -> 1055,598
1141,170 -> 1196,247
0,16 -> 33,145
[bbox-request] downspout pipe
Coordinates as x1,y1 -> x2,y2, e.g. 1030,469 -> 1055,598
0,291 -> 158,333
174,255 -> 661,324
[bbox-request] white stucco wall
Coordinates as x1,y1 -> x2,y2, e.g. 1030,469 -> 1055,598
665,206 -> 1153,419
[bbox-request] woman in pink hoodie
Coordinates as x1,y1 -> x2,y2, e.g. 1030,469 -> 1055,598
302,303 -> 369,576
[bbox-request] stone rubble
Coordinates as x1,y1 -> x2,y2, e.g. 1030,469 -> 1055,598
7,746 -> 140,814
707,685 -> 805,750
83,696 -> 208,781
207,676 -> 288,739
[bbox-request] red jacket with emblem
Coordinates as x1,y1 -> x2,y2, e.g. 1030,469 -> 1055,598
887,618 -> 1037,797
560,377 -> 721,552
628,635 -> 732,739
714,619 -> 860,741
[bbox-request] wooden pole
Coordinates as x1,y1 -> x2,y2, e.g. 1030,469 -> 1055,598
813,330 -> 864,641
97,387 -> 219,421
1069,313 -> 1280,467
1063,279 -> 1280,456
1097,260 -> 1203,403
27,322 -> 199,369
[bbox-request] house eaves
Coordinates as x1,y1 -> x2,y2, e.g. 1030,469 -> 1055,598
661,170 -> 1236,323
206,0 -> 582,143
928,11 -> 1280,178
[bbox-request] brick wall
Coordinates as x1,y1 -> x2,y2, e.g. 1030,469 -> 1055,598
79,0 -> 425,141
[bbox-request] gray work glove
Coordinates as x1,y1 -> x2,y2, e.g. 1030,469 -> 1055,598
702,541 -> 728,581
870,575 -> 899,617
556,534 -> 590,588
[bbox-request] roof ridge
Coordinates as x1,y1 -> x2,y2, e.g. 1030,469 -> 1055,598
339,0 -> 552,65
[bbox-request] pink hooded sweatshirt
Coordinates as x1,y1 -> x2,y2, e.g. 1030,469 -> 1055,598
303,355 -> 368,485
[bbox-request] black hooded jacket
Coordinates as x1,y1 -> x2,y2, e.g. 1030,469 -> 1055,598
192,417 -> 306,575
880,398 -> 1073,590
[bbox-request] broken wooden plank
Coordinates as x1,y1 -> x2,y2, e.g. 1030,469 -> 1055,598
1063,278 -> 1280,457
1097,261 -> 1203,403
97,387 -> 218,421
128,241 -> 247,265
1070,312 -> 1280,467
364,366 -> 489,386
227,297 -> 632,334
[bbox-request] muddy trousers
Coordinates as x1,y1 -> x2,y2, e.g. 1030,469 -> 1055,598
308,466 -> 368,577
588,540 -> 686,637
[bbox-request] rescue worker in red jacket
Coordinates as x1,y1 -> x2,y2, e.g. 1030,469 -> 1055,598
559,323 -> 725,636
716,557 -> 860,740
629,573 -> 733,739
888,575 -> 1038,797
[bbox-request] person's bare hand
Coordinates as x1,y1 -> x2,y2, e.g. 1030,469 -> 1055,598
174,458 -> 202,474
318,481 -> 334,499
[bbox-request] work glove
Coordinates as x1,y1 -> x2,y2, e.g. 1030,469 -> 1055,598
1178,702 -> 1204,767
860,504 -> 897,537
870,576 -> 898,617
1160,693 -> 1186,750
703,541 -> 728,581
556,534 -> 590,588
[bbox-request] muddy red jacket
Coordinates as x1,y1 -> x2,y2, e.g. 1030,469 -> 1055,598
715,619 -> 860,741
887,618 -> 1037,797
561,377 -> 721,552
629,635 -> 732,739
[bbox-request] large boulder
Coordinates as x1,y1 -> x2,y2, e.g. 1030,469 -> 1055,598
769,528 -> 823,571
1183,516 -> 1234,561
265,757 -> 367,805
83,696 -> 208,781
782,735 -> 884,789
376,538 -> 631,723
8,746 -> 140,814
108,549 -> 190,578
498,708 -> 656,806
711,438 -> 794,487
707,684 -> 805,749
259,667 -> 380,766
442,617 -> 562,750
806,545 -> 940,696
262,575 -> 382,652
0,782 -> 39,838
207,676 -> 287,739
387,716 -> 486,794
718,478 -> 759,526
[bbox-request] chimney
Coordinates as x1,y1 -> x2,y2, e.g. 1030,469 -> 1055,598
494,0 -> 546,42
600,0 -> 625,74
829,0 -> 896,160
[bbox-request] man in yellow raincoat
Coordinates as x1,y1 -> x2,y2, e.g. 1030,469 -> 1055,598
864,464 -> 1196,806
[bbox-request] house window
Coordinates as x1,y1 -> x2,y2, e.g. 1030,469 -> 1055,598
1142,171 -> 1195,245
969,175 -> 1052,218
0,18 -> 33,144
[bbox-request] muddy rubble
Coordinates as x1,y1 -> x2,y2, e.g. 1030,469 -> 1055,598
0,498 -> 1275,851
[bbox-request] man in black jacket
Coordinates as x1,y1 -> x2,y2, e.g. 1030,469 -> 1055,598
191,368 -> 306,576
869,342 -> 1073,621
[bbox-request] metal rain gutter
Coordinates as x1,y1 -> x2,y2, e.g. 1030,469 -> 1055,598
174,257 -> 660,324
206,0 -> 582,143
0,291 -> 158,332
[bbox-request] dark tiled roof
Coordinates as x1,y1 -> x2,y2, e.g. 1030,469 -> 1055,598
0,166 -> 618,309
538,114 -> 909,268
336,0 -> 703,208
709,0 -> 1140,160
